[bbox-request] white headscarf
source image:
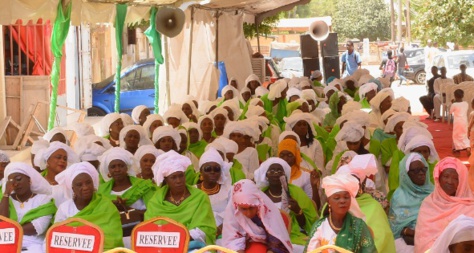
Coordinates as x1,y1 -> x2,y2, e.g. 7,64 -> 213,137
245,74 -> 261,88
255,86 -> 269,97
134,145 -> 164,164
288,77 -> 300,88
381,108 -> 397,124
152,125 -> 181,147
392,97 -> 410,113
301,89 -> 317,105
370,88 -> 394,112
287,87 -> 301,100
335,110 -> 370,128
247,116 -> 269,133
142,114 -> 164,138
245,105 -> 266,118
222,179 -> 293,252
221,99 -> 242,120
384,112 -> 412,133
278,131 -> 301,146
100,113 -> 123,137
211,107 -> 230,124
341,101 -> 362,115
223,121 -> 259,142
74,135 -> 109,162
238,87 -> 251,104
42,127 -> 67,142
222,85 -> 239,99
131,105 -> 149,124
284,110 -> 317,135
358,82 -> 378,99
151,150 -> 191,186
337,154 -> 378,180
398,125 -> 433,153
199,100 -> 218,115
213,137 -> 238,155
358,74 -> 375,85
34,141 -> 79,171
254,157 -> 291,189
268,79 -> 288,100
119,125 -> 153,148
3,162 -> 52,195
322,173 -> 365,219
120,113 -> 134,126
163,104 -> 189,127
205,142 -> 227,159
72,123 -> 96,138
198,148 -> 232,185
343,76 -> 360,88
183,99 -> 200,119
182,122 -> 203,140
248,97 -> 263,107
335,121 -> 365,142
323,85 -> 338,96
197,115 -> 214,131
55,162 -> 99,199
98,147 -> 137,182
403,135 -> 439,163
0,150 -> 10,163
430,215 -> 474,253
404,152 -> 424,172
31,139 -> 50,156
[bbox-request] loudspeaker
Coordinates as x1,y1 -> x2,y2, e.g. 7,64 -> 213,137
156,6 -> 185,38
300,34 -> 319,58
320,33 -> 339,57
303,58 -> 320,77
323,56 -> 340,82
308,20 -> 329,41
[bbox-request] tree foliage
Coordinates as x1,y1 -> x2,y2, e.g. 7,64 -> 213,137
333,0 -> 391,41
243,14 -> 281,39
411,0 -> 474,47
283,0 -> 337,18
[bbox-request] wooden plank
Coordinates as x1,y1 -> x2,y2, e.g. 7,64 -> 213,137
0,116 -> 12,141
15,104 -> 36,149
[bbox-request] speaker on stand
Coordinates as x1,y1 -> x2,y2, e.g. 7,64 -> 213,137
301,20 -> 329,79
320,33 -> 340,83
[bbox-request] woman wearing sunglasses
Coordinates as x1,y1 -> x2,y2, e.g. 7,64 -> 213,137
196,148 -> 232,239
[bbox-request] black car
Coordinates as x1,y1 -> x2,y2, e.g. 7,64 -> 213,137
403,48 -> 426,84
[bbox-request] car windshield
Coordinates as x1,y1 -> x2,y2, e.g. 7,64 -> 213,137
92,64 -> 136,89
447,53 -> 474,69
280,58 -> 303,71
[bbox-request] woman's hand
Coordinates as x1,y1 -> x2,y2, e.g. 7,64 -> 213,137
188,114 -> 198,123
310,170 -> 321,189
288,198 -> 302,214
4,180 -> 13,196
113,197 -> 128,210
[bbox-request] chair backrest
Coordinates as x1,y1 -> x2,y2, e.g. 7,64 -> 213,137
308,244 -> 354,253
279,210 -> 292,234
131,216 -> 190,253
194,245 -> 238,253
45,218 -> 104,253
103,247 -> 137,253
0,215 -> 23,253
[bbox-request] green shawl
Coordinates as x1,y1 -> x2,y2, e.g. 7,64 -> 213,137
324,124 -> 340,163
360,98 -> 371,109
144,185 -> 216,245
260,93 -> 288,129
256,143 -> 272,163
344,87 -> 358,98
354,92 -> 361,102
230,159 -> 246,184
381,138 -> 405,199
71,193 -> 124,250
313,80 -> 323,87
322,92 -> 341,127
98,176 -> 156,206
357,193 -> 396,253
286,100 -> 303,116
185,165 -> 198,185
264,184 -> 318,245
9,198 -> 56,225
189,140 -> 207,159
305,213 -> 376,253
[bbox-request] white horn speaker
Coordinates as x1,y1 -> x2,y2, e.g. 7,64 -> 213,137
155,6 -> 185,38
308,20 -> 329,41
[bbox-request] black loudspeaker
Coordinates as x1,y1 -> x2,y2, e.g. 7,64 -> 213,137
303,58 -> 320,77
300,34 -> 319,58
323,56 -> 340,82
320,33 -> 338,56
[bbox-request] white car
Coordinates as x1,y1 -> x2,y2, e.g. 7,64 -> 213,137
432,50 -> 474,79
278,57 -> 304,78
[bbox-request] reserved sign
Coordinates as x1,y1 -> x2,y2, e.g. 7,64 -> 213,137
50,232 -> 95,252
0,228 -> 15,244
136,231 -> 180,248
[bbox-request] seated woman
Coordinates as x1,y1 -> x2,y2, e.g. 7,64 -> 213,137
415,157 -> 474,253
389,153 -> 434,253
182,122 -> 207,159
222,179 -> 292,253
212,137 -> 246,184
254,157 -> 318,253
163,104 -> 189,128
195,148 -> 232,239
260,80 -> 288,128
322,91 -> 347,128
178,128 -> 200,170
429,215 -> 474,253
42,127 -> 68,144
0,162 -> 56,252
368,88 -> 394,129
145,150 -> 216,250
224,121 -> 259,179
142,114 -> 164,140
134,145 -> 163,180
198,115 -> 216,143
100,113 -> 124,147
55,162 -> 123,250
305,173 -> 376,253
211,107 -> 230,137
131,105 -> 150,126
182,100 -> 200,123
337,154 -> 396,253
74,134 -> 111,172
0,150 -> 10,189
98,147 -> 156,212
119,125 -> 153,154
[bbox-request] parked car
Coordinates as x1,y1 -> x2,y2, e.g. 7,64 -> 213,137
264,56 -> 283,83
403,48 -> 426,84
88,59 -> 155,116
278,57 -> 303,78
432,50 -> 474,79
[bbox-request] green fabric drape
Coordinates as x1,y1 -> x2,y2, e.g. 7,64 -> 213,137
144,7 -> 164,114
113,4 -> 128,113
9,198 -> 57,225
98,176 -> 157,206
48,2 -> 72,130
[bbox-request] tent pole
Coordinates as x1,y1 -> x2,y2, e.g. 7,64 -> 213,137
165,37 -> 171,107
215,10 -> 219,66
256,22 -> 261,53
186,6 -> 195,95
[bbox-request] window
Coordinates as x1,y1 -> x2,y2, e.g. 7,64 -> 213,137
120,65 -> 155,91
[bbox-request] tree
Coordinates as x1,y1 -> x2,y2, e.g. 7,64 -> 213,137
333,0 -> 391,41
411,0 -> 474,47
282,0 -> 337,19
243,14 -> 281,39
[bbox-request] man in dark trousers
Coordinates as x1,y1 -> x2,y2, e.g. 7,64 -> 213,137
419,66 -> 440,119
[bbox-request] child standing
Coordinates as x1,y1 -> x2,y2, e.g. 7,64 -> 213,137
450,89 -> 470,156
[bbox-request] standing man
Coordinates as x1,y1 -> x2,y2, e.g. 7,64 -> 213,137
341,41 -> 362,78
397,47 -> 408,86
424,40 -> 433,80
453,64 -> 474,84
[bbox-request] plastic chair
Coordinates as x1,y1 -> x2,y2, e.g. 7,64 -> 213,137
280,209 -> 292,233
194,245 -> 238,253
45,217 -> 104,253
0,215 -> 23,253
131,216 -> 190,253
308,244 -> 354,253
104,248 -> 137,253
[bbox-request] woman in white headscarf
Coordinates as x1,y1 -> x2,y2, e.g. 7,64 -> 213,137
182,100 -> 200,123
221,99 -> 242,121
239,87 -> 252,108
0,150 -> 10,184
131,105 -> 150,125
261,79 -> 289,128
358,82 -> 378,108
369,88 -> 394,129
429,215 -> 474,253
182,122 -> 207,159
163,104 -> 189,128
221,84 -> 240,102
305,173 -> 376,253
254,158 -> 318,253
245,73 -> 262,98
100,113 -> 125,147
142,114 -> 164,139
195,148 -> 232,238
74,134 -> 111,171
118,125 -> 153,154
54,162 -> 123,250
152,125 -> 181,153
222,179 -> 293,253
212,137 -> 246,184
34,141 -> 79,185
0,162 -> 55,253
211,107 -> 230,137
198,115 -> 215,143
145,150 -> 217,250
42,127 -> 67,144
134,145 -> 163,181
255,86 -> 269,98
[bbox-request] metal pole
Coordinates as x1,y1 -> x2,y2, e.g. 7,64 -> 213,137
215,10 -> 219,65
390,0 -> 395,42
256,22 -> 261,53
406,0 -> 411,44
164,37 -> 171,107
186,6 -> 195,95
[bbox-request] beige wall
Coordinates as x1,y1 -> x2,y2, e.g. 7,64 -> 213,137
0,25 -> 5,121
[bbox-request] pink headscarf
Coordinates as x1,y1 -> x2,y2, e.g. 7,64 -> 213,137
222,179 -> 292,252
414,157 -> 474,253
323,173 -> 365,219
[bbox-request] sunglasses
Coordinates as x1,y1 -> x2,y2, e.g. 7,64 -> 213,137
203,166 -> 221,173
408,167 -> 428,175
266,170 -> 284,176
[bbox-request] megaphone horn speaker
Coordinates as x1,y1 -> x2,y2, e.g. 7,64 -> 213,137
308,20 -> 329,41
156,6 -> 185,38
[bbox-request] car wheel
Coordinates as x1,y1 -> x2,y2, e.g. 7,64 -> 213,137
415,71 -> 426,84
87,107 -> 107,116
